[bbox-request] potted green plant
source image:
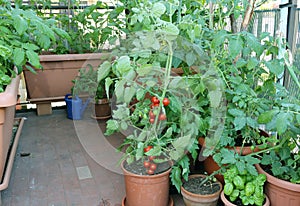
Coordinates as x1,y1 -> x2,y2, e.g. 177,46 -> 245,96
253,92 -> 300,206
70,60 -> 115,120
22,0 -> 123,112
102,1 -> 218,205
0,0 -> 66,182
195,0 -> 300,187
221,165 -> 270,206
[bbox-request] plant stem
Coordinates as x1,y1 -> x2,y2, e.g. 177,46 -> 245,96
198,169 -> 222,187
248,136 -> 289,157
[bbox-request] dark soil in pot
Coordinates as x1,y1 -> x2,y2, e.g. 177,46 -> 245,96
123,159 -> 170,175
183,176 -> 221,195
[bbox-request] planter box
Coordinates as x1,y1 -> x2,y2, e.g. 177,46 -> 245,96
23,53 -> 110,115
0,74 -> 20,181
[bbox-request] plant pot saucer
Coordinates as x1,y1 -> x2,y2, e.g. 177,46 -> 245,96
91,114 -> 111,120
121,196 -> 174,206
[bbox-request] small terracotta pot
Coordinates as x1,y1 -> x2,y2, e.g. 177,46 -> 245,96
121,161 -> 172,206
256,164 -> 300,206
181,174 -> 222,206
220,191 -> 270,206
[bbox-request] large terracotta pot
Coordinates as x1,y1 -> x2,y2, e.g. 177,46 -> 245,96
121,161 -> 172,206
0,74 -> 20,180
181,174 -> 222,206
23,53 -> 109,102
256,164 -> 300,206
220,191 -> 270,206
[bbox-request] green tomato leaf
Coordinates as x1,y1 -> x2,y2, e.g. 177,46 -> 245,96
162,22 -> 179,36
105,119 -> 119,135
145,145 -> 161,156
208,90 -> 222,108
13,48 -> 25,66
26,50 -> 40,68
13,15 -> 28,35
258,110 -> 278,124
152,2 -> 166,17
0,45 -> 12,58
220,148 -> 236,164
228,108 -> 245,117
265,59 -> 284,77
116,56 -> 131,75
98,61 -> 111,81
229,37 -> 243,58
275,112 -> 289,135
124,86 -> 136,104
105,77 -> 113,98
233,116 -> 246,131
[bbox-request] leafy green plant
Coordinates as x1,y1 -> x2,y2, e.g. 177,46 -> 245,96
102,0 -> 221,192
0,0 -> 69,92
30,0 -> 124,54
196,0 -> 300,182
223,165 -> 267,205
72,61 -> 115,102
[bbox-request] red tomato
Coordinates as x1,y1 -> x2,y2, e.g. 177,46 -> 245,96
144,161 -> 150,168
149,110 -> 155,119
149,156 -> 156,161
151,96 -> 160,104
147,169 -> 154,175
163,98 -> 170,106
159,113 -> 167,121
149,118 -> 155,124
144,146 -> 153,153
150,163 -> 157,171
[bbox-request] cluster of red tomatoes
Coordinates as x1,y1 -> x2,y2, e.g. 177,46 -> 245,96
143,146 -> 157,175
149,96 -> 170,124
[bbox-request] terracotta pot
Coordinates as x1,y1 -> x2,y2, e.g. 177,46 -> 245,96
256,164 -> 300,206
92,98 -> 111,120
220,190 -> 270,206
121,161 -> 171,206
24,53 -> 109,102
181,174 -> 222,206
122,196 -> 174,206
0,74 -> 20,180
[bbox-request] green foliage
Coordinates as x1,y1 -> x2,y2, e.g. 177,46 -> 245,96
72,55 -> 115,101
260,134 -> 300,183
223,165 -> 267,206
0,2 -> 68,91
31,0 -> 124,54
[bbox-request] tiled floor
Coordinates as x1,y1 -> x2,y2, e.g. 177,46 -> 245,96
1,107 -> 187,206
